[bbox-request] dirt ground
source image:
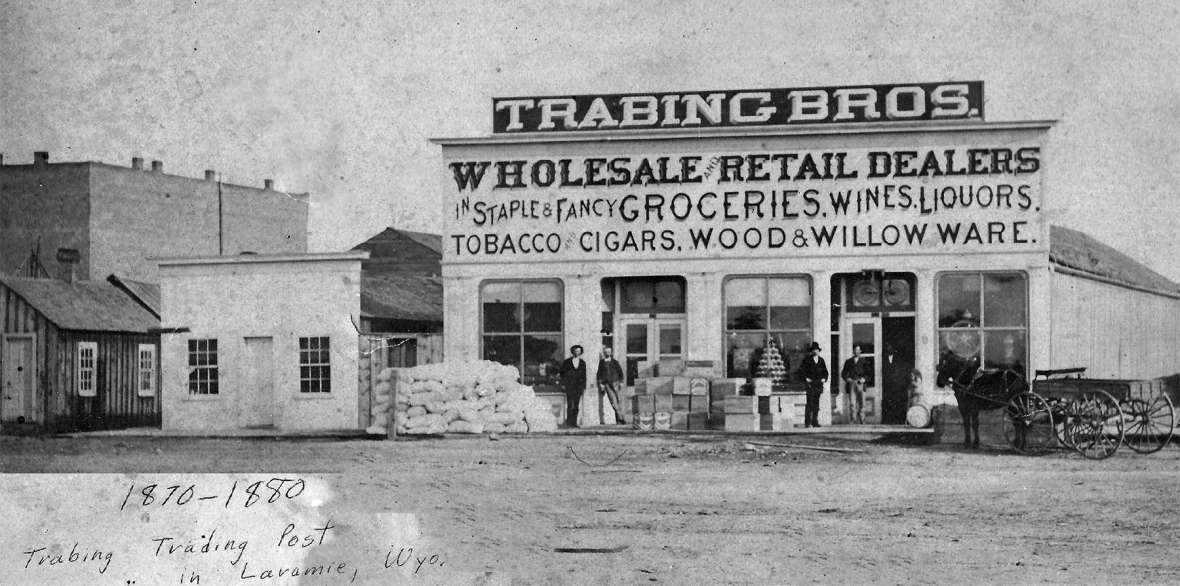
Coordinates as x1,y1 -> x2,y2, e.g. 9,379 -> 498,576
3,432 -> 1180,585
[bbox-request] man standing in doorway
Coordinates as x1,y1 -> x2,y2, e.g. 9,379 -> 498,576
596,346 -> 625,425
841,345 -> 867,424
798,342 -> 829,428
560,345 -> 587,428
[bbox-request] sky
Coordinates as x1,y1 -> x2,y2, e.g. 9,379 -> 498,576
2,0 -> 1178,281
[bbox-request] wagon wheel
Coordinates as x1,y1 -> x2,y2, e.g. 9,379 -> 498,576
1001,391 -> 1055,455
1069,390 -> 1125,460
1050,398 -> 1077,449
1120,394 -> 1175,454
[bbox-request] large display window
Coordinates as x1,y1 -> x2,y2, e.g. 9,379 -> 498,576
481,280 -> 563,390
937,272 -> 1028,373
723,276 -> 813,387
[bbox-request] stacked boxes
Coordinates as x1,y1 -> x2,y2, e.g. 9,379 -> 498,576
631,361 -> 714,430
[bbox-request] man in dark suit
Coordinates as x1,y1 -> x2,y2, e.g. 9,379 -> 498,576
797,341 -> 829,428
559,345 -> 587,428
596,346 -> 626,425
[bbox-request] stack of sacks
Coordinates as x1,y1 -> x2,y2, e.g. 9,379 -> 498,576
391,360 -> 558,435
365,367 -> 395,435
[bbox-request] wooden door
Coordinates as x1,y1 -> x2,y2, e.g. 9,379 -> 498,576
2,335 -> 38,423
243,337 -> 274,427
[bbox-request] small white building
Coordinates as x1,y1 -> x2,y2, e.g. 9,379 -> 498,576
157,252 -> 367,432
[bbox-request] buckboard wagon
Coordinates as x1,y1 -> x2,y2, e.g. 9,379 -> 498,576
1003,368 -> 1175,459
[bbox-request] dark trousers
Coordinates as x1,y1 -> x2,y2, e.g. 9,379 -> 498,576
566,389 -> 583,427
805,382 -> 824,426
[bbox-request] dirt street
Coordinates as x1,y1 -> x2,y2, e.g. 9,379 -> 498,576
3,433 -> 1179,584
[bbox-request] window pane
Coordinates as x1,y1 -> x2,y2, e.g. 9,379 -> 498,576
769,278 -> 810,306
984,330 -> 1027,374
939,329 -> 982,361
938,274 -> 981,327
725,278 -> 765,307
523,302 -> 562,332
482,335 -> 521,369
620,280 -> 653,313
984,274 -> 1027,327
482,302 -> 520,333
522,334 -> 562,389
481,281 -> 521,304
653,280 -> 685,312
625,324 -> 648,355
852,323 -> 875,354
726,332 -> 765,378
773,331 -> 813,384
659,324 -> 682,356
522,281 -> 561,303
769,306 -> 809,330
727,306 -> 766,330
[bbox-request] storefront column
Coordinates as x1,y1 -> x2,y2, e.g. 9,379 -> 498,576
686,272 -> 721,368
1027,266 -> 1051,374
812,272 -> 833,426
443,276 -> 478,361
914,270 -> 947,405
566,274 -> 609,426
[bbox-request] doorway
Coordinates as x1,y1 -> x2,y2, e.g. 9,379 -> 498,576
881,316 -> 916,424
243,337 -> 274,428
619,317 -> 685,386
832,272 -> 916,425
1,335 -> 38,424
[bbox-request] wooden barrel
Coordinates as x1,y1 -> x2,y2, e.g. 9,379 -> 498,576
906,404 -> 931,428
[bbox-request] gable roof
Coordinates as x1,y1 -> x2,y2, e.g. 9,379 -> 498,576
351,227 -> 442,274
1050,225 -> 1180,297
0,276 -> 160,333
360,273 -> 443,324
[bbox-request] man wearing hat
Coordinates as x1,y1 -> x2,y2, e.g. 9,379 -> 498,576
559,345 -> 587,427
797,341 -> 829,428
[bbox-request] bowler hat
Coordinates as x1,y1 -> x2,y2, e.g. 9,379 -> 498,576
808,342 -> 822,352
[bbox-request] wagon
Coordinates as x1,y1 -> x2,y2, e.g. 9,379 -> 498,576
1024,368 -> 1176,460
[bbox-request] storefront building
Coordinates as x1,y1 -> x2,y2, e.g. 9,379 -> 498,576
434,83 -> 1178,426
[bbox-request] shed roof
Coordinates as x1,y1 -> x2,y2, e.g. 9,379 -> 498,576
0,276 -> 160,333
360,273 -> 443,323
1050,225 -> 1180,297
106,275 -> 161,318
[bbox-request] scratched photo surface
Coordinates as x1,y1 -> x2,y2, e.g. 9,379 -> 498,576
3,1 -> 1180,585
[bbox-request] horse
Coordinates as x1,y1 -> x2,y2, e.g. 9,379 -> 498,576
935,351 -> 1030,449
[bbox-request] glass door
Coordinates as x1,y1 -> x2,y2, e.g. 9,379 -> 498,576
619,317 -> 685,386
842,317 -> 882,424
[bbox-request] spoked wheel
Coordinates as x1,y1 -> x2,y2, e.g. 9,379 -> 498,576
1001,391 -> 1055,455
1069,390 -> 1125,460
1120,394 -> 1175,454
1050,399 -> 1077,450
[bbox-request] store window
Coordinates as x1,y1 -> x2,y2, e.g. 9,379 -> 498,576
937,272 -> 1028,372
187,339 -> 219,395
299,336 -> 331,393
481,280 -> 563,391
77,342 -> 97,397
724,276 -> 812,387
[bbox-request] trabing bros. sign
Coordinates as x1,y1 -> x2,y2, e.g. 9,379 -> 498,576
493,81 -> 983,133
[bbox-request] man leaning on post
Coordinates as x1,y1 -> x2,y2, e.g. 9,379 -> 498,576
597,346 -> 626,425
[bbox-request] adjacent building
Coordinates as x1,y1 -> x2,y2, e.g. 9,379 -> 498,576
157,252 -> 366,432
0,275 -> 161,432
0,151 -> 309,283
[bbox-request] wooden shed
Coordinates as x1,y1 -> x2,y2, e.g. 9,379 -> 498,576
0,275 -> 161,433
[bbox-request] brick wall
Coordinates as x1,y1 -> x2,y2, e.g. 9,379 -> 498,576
0,164 -> 91,278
